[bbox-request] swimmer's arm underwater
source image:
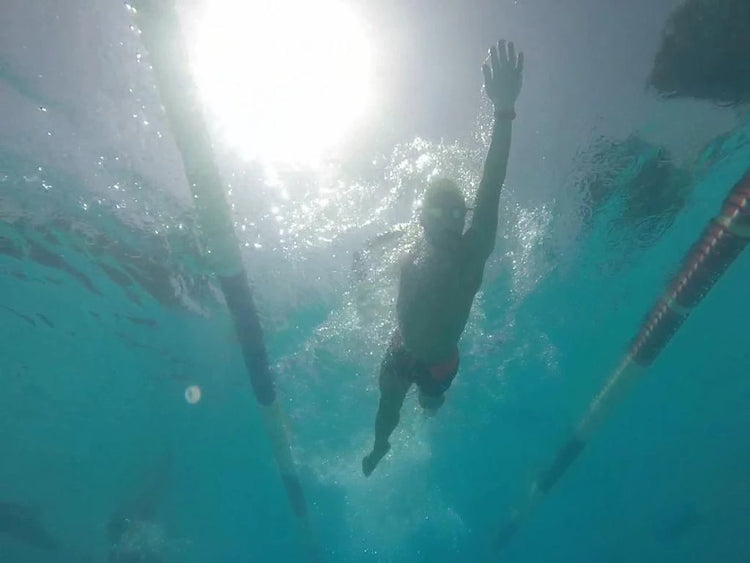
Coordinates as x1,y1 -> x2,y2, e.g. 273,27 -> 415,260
466,40 -> 524,261
352,228 -> 406,280
352,227 -> 410,321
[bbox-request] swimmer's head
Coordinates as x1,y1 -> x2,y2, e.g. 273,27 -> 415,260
419,178 -> 469,246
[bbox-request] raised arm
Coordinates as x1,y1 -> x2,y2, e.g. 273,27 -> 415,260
466,40 -> 524,261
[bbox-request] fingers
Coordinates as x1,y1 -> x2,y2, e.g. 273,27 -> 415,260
487,40 -> 524,76
499,40 -> 511,74
490,40 -> 523,70
490,42 -> 501,76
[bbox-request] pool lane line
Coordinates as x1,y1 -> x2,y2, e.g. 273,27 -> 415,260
495,168 -> 750,552
130,2 -> 322,560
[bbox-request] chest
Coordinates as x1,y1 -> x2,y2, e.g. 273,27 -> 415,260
401,251 -> 482,300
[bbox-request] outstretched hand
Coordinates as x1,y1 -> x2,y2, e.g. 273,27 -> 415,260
482,40 -> 523,111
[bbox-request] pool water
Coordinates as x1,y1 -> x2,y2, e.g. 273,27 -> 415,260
1,1 -> 749,562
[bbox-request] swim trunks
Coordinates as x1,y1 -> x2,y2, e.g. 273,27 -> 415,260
384,330 -> 459,396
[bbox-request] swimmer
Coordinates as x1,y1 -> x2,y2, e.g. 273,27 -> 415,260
363,39 -> 524,476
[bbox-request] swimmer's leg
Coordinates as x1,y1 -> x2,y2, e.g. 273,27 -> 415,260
363,351 -> 411,477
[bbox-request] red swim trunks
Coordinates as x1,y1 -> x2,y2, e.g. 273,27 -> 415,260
385,330 -> 459,396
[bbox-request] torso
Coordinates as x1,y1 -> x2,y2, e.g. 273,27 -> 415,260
396,239 -> 485,363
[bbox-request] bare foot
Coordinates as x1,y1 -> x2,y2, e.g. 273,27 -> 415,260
362,443 -> 390,477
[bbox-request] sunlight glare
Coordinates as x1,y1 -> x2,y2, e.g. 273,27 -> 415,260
190,0 -> 373,164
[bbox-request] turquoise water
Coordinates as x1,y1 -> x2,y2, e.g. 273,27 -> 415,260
1,2 -> 749,562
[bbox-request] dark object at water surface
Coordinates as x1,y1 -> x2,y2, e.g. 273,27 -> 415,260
649,0 -> 750,105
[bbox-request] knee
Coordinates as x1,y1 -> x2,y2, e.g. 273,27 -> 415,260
418,390 -> 445,413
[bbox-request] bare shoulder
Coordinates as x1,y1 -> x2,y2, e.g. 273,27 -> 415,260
459,232 -> 490,282
460,228 -> 487,262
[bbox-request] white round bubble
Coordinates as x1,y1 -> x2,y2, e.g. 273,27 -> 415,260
184,385 -> 202,404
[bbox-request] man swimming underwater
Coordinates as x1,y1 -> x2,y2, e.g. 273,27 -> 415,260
363,39 -> 524,476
